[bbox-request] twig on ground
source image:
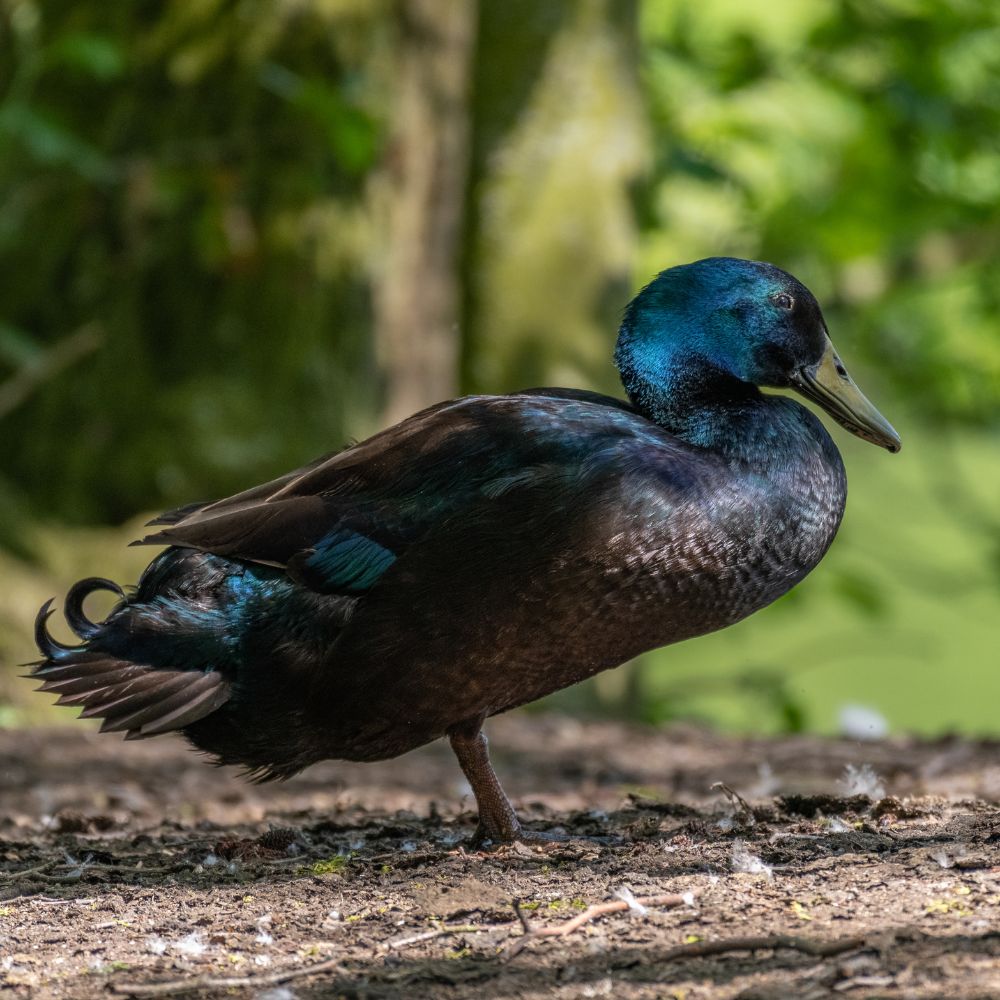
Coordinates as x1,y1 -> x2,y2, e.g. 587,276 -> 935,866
506,889 -> 700,958
2,858 -> 190,885
385,922 -> 508,950
513,898 -> 533,934
85,862 -> 189,876
118,861 -> 181,873
109,956 -> 342,997
21,860 -> 197,886
661,933 -> 867,962
35,862 -> 191,885
360,849 -> 451,870
378,888 -> 706,954
712,781 -> 757,825
28,896 -> 97,906
258,853 -> 314,867
0,861 -> 57,882
33,872 -> 105,885
532,890 -> 698,937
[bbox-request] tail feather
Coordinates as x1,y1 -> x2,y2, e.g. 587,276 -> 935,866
78,671 -> 193,721
31,568 -> 232,741
65,577 -> 125,640
47,667 -> 150,706
34,600 -> 78,660
35,657 -> 141,687
42,667 -> 148,704
130,676 -> 229,735
30,548 -> 343,777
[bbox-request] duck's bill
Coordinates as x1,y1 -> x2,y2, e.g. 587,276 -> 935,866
790,339 -> 901,453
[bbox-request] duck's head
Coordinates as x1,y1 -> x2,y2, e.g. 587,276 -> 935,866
616,257 -> 901,453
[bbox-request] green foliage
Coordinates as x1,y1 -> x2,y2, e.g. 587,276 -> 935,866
5,0 -> 998,525
638,667 -> 809,733
2,0 -> 999,734
638,0 -> 1000,423
1,1 -> 383,524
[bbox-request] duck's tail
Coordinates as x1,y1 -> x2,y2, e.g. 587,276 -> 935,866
30,565 -> 231,740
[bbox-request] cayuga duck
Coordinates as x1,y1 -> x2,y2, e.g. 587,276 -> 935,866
33,257 -> 900,845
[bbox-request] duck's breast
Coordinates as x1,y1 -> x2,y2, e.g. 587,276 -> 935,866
604,430 -> 847,655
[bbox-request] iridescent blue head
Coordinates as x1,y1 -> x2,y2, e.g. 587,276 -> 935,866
616,257 -> 901,452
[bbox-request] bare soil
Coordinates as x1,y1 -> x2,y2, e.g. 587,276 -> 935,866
2,714 -> 1000,999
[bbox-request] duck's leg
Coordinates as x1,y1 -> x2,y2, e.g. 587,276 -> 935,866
448,718 -> 613,848
448,719 -> 522,845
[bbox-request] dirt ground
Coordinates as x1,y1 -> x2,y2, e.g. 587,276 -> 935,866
2,714 -> 1000,999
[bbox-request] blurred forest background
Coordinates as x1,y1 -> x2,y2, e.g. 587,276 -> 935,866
1,0 -> 998,736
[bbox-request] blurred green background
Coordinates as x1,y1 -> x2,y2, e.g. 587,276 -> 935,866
2,0 -> 998,735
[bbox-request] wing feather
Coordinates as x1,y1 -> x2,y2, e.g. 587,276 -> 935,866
133,392 -> 644,598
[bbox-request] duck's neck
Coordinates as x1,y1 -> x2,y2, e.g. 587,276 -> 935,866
616,346 -> 769,456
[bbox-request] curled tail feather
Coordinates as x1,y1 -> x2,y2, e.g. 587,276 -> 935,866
31,576 -> 230,740
65,576 -> 124,640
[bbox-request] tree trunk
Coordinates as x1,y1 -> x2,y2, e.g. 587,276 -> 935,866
372,0 -> 476,427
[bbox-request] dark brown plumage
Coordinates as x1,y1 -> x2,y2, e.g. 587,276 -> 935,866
32,259 -> 899,844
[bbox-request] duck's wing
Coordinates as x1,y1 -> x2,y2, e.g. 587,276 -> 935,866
317,429 -> 709,743
134,391 -> 641,597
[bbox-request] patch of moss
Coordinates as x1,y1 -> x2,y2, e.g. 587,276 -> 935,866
310,856 -> 349,876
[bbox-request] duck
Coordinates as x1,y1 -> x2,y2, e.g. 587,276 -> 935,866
32,257 -> 900,846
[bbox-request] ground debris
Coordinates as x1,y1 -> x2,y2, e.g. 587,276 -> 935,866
213,826 -> 304,862
777,792 -> 873,818
870,795 -> 928,820
3,717 -> 1000,999
108,956 -> 342,998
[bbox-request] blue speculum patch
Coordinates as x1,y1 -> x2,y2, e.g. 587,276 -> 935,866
305,529 -> 396,593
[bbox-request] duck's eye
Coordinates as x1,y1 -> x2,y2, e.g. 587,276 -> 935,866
773,292 -> 794,310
